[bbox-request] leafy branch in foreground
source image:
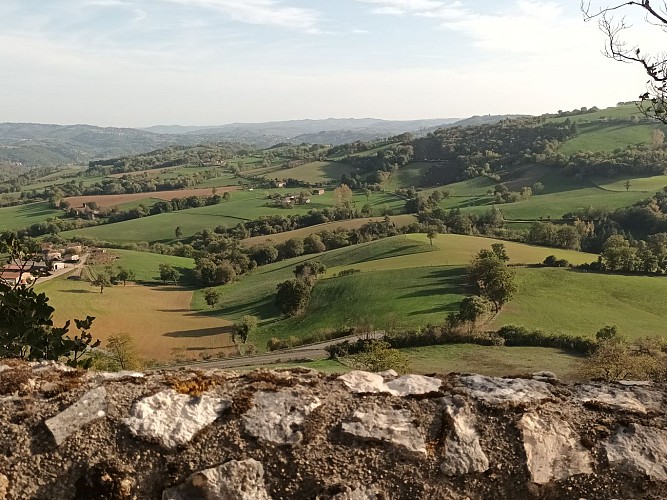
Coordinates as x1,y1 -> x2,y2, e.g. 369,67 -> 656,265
0,233 -> 100,367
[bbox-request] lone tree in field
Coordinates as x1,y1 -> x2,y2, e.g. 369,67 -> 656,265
159,263 -> 180,285
467,246 -> 517,312
116,267 -> 135,286
90,271 -> 112,294
232,315 -> 259,343
204,288 -> 221,308
275,279 -> 311,316
458,295 -> 491,332
583,1 -> 667,121
426,226 -> 438,246
334,184 -> 354,209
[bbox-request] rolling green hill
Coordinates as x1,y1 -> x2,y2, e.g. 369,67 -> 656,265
60,190 -> 405,243
0,202 -> 62,231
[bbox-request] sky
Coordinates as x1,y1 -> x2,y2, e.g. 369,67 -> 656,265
0,0 -> 662,127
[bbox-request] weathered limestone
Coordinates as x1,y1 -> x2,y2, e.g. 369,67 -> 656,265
243,390 -> 321,445
124,389 -> 229,449
458,374 -> 554,405
338,371 -> 396,395
90,370 -> 145,382
386,374 -> 442,396
518,412 -> 593,484
341,403 -> 427,455
45,386 -> 107,445
576,383 -> 662,415
3,363 -> 667,499
162,459 -> 270,500
440,397 -> 489,475
605,423 -> 667,480
339,371 -> 441,396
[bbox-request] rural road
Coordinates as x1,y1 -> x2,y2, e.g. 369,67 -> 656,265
34,253 -> 89,284
180,332 -> 384,370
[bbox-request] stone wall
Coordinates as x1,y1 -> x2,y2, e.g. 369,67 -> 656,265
0,361 -> 665,499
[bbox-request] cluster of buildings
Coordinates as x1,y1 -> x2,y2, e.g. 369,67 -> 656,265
0,242 -> 84,287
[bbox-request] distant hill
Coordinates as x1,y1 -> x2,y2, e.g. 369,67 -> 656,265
0,123 -> 208,168
0,115 -> 519,171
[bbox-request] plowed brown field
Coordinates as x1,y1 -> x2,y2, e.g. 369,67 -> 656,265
64,186 -> 240,208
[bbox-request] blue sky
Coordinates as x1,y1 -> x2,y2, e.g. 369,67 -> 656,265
0,0 -> 658,126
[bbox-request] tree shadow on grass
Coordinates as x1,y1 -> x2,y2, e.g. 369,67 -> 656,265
58,289 -> 96,294
191,296 -> 278,321
163,326 -> 232,338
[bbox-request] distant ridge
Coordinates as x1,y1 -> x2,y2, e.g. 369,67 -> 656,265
0,114 -> 519,169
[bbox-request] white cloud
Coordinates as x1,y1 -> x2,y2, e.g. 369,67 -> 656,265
161,0 -> 321,32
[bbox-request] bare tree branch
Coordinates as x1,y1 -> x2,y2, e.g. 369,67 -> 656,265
582,1 -> 667,122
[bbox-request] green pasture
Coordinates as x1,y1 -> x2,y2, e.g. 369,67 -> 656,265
559,122 -> 658,155
266,344 -> 583,379
0,202 -> 62,231
403,344 -> 583,380
326,233 -> 596,276
60,189 -> 405,243
592,174 -> 667,193
327,142 -> 393,160
546,104 -> 642,123
252,266 -> 467,350
383,161 -> 432,190
493,267 -> 667,341
269,161 -> 356,184
86,249 -> 197,284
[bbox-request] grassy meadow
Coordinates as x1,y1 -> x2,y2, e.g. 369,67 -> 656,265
36,278 -> 235,361
267,161 -> 356,184
87,249 -> 198,284
60,189 -> 405,243
241,214 -> 417,246
492,267 -> 667,340
0,202 -> 62,231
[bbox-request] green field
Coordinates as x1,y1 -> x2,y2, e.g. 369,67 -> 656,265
493,267 -> 667,341
383,161 -> 432,190
254,266 -> 466,348
267,344 -> 583,379
444,180 -> 649,220
61,189 -> 405,243
191,234 -> 599,350
560,122 -> 658,155
87,249 -> 198,284
547,104 -> 642,123
403,344 -> 583,379
327,142 -> 393,160
241,214 -> 417,246
268,161 -> 356,184
0,202 -> 62,231
593,174 -> 667,193
326,233 -> 597,275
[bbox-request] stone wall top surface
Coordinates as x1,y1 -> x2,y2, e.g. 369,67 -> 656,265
0,361 -> 665,499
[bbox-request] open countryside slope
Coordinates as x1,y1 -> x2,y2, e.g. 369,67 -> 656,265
37,279 -> 235,361
63,185 -> 240,208
240,215 -> 417,246
61,190 -> 405,243
325,233 -> 596,275
0,202 -> 62,231
492,267 -> 667,340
